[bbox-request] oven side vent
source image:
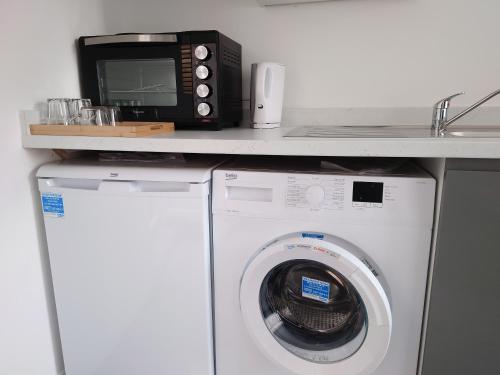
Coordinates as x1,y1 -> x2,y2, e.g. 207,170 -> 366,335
181,44 -> 193,94
221,46 -> 241,69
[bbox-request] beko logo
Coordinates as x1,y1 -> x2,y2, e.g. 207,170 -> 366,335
225,172 -> 238,180
110,172 -> 119,178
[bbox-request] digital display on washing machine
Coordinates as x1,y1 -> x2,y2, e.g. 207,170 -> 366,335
352,181 -> 384,203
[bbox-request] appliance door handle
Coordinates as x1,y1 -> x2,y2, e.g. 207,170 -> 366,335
84,34 -> 178,46
97,180 -> 140,193
97,180 -> 191,193
39,178 -> 192,194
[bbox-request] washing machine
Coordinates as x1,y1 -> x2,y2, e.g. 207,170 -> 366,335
212,159 -> 436,375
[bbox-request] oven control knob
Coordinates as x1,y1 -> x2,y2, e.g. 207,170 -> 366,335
196,84 -> 211,98
305,185 -> 325,206
194,45 -> 210,60
197,102 -> 212,117
195,65 -> 210,80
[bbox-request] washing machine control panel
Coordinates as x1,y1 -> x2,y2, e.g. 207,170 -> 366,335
286,175 -> 347,211
213,168 -> 435,226
352,181 -> 384,208
286,175 -> 394,211
305,185 -> 326,206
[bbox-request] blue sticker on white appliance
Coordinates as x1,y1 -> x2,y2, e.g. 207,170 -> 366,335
301,232 -> 324,239
302,276 -> 330,303
41,193 -> 64,217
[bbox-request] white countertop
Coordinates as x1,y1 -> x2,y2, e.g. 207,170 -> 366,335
21,124 -> 500,158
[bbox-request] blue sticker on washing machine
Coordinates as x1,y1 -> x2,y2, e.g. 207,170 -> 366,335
301,232 -> 324,239
302,276 -> 330,303
41,193 -> 64,217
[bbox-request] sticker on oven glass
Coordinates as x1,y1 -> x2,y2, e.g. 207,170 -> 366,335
302,276 -> 330,303
41,193 -> 64,217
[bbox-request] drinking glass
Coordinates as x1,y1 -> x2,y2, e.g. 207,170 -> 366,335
79,107 -> 111,126
107,106 -> 122,126
67,99 -> 92,124
47,98 -> 71,125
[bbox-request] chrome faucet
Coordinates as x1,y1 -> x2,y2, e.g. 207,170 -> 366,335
432,89 -> 500,135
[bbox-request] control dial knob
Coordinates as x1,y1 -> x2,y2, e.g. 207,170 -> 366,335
196,84 -> 211,98
197,102 -> 212,117
305,185 -> 325,206
195,65 -> 210,80
194,45 -> 210,60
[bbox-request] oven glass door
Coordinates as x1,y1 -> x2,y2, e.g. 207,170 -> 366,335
80,42 -> 192,121
96,58 -> 177,107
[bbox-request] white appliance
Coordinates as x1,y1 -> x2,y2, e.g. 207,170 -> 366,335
37,157 -> 222,375
250,62 -> 286,129
212,159 -> 436,375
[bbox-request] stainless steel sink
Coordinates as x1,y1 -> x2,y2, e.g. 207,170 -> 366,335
285,126 -> 431,138
446,129 -> 500,138
285,125 -> 500,139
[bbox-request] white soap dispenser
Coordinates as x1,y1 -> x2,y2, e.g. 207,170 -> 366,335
250,62 -> 286,129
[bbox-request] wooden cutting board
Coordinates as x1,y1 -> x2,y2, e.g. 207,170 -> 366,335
30,122 -> 175,137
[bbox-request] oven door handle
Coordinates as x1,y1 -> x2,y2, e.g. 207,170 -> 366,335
83,33 -> 178,46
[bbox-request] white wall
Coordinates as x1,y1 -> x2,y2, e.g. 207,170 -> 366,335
0,1 -> 106,374
102,0 -> 500,110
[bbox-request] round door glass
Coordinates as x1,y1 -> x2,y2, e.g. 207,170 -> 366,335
259,259 -> 368,363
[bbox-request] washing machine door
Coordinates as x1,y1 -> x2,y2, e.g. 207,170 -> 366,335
240,232 -> 392,375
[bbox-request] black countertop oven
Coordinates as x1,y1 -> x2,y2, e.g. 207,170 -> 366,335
78,31 -> 242,130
